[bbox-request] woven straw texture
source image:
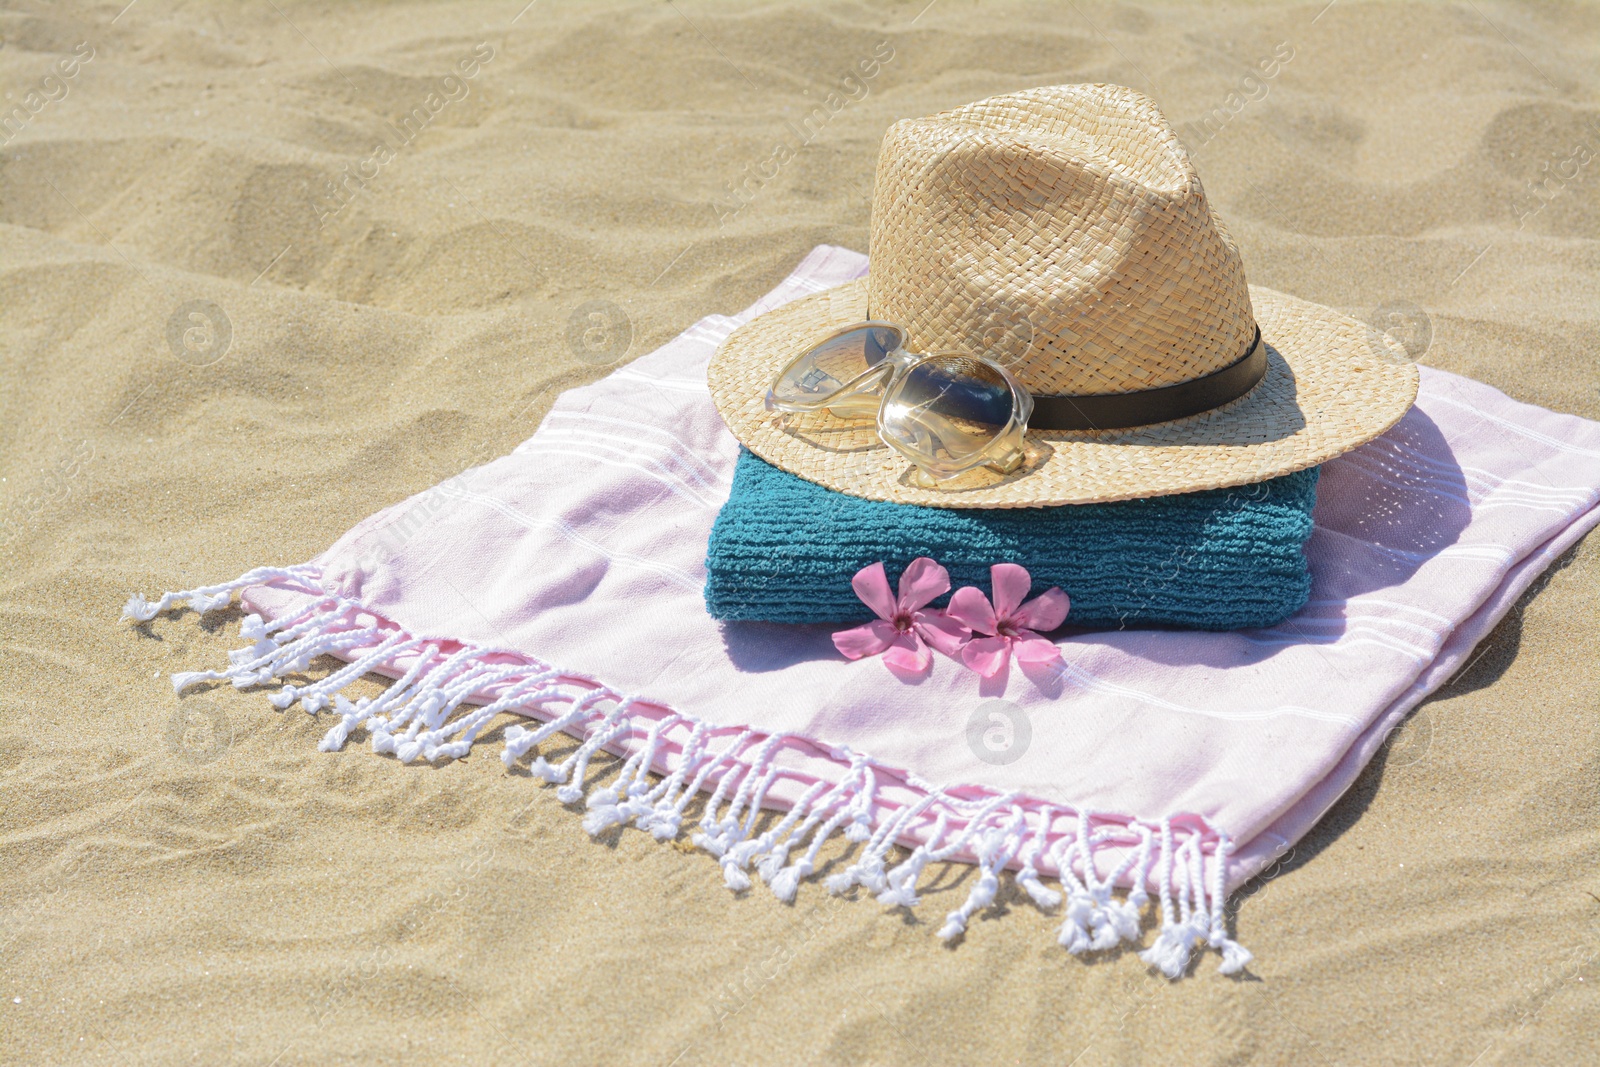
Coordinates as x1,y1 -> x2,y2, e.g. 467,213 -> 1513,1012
706,84 -> 1419,508
868,84 -> 1255,395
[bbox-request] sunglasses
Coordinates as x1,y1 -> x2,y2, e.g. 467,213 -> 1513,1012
764,321 -> 1033,484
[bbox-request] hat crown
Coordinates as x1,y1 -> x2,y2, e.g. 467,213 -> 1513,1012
867,84 -> 1256,397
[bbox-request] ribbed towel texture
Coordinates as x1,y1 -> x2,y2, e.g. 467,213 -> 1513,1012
705,449 -> 1321,630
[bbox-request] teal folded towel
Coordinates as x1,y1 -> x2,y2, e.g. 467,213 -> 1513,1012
704,450 -> 1319,631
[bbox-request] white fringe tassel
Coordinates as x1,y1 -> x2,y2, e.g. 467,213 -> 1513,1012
126,568 -> 1255,977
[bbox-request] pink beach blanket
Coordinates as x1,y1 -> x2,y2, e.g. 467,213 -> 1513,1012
128,247 -> 1600,977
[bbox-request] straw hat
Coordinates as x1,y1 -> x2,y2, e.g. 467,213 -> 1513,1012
707,84 -> 1418,507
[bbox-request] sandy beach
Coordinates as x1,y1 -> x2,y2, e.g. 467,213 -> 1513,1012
3,1 -> 1598,1063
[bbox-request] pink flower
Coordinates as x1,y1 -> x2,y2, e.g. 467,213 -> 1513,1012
832,559 -> 971,673
946,563 -> 1069,678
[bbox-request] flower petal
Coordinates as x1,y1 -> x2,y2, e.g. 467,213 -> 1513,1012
1014,586 -> 1070,633
896,556 -> 951,612
832,619 -> 898,660
882,632 -> 931,673
945,585 -> 998,635
850,562 -> 897,621
915,610 -> 971,656
990,563 -> 1033,619
961,636 -> 1013,679
1013,635 -> 1062,665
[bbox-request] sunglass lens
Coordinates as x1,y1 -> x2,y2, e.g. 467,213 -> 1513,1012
879,355 -> 1024,476
767,325 -> 901,413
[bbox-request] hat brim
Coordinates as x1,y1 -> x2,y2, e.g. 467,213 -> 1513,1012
707,278 -> 1418,507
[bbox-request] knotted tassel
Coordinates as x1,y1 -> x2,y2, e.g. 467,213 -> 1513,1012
876,811 -> 949,909
767,858 -> 815,903
583,796 -> 628,836
121,566 -> 321,624
189,589 -> 232,614
582,713 -> 680,835
1139,826 -> 1204,979
1213,934 -> 1254,976
874,849 -> 931,908
759,765 -> 866,904
756,843 -> 794,886
1015,806 -> 1062,912
1102,890 -> 1144,944
1051,825 -> 1110,955
121,593 -> 168,623
937,866 -> 998,941
644,808 -> 682,841
938,809 -> 1026,941
700,735 -> 786,862
531,753 -> 569,783
1206,833 -> 1253,975
554,712 -> 633,805
1057,891 -> 1099,955
171,671 -> 218,695
737,780 -> 831,888
1139,922 -> 1201,979
320,646 -> 443,754
690,734 -> 757,857
503,689 -> 617,776
502,724 -> 539,765
1087,898 -> 1125,952
831,791 -> 940,896
842,766 -> 878,843
719,834 -> 775,891
318,695 -> 362,752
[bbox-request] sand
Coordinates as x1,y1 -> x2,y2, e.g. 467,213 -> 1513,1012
3,1 -> 1598,1063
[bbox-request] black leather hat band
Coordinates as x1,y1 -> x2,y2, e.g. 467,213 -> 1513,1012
1028,326 -> 1267,432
